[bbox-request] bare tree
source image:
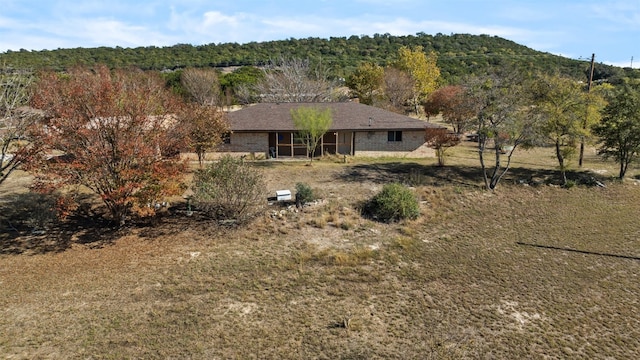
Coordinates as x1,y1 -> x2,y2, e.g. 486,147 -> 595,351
234,84 -> 257,105
181,67 -> 221,106
0,67 -> 42,185
253,58 -> 337,103
382,67 -> 415,113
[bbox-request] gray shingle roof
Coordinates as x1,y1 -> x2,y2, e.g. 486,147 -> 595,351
227,102 -> 442,132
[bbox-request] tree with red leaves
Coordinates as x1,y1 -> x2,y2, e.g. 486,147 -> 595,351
30,65 -> 189,225
425,127 -> 461,166
424,85 -> 474,133
179,103 -> 229,168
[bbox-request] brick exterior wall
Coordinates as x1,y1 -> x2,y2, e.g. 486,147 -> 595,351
218,132 -> 269,156
354,130 -> 425,152
355,143 -> 436,158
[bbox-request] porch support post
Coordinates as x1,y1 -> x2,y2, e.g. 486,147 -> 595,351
351,132 -> 355,155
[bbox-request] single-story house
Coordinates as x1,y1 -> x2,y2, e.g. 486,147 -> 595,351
220,102 -> 443,158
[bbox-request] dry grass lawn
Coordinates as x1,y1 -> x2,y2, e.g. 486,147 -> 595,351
1,141 -> 639,359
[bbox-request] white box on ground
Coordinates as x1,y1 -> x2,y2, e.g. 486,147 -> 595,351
276,190 -> 292,201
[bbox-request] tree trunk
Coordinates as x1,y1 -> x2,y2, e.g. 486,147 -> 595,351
555,141 -> 567,186
105,201 -> 129,227
197,151 -> 205,168
578,141 -> 585,167
489,146 -> 502,190
478,136 -> 490,190
618,148 -> 630,179
436,147 -> 445,166
619,160 -> 628,180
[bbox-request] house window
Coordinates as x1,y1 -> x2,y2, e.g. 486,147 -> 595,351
388,131 -> 402,142
221,132 -> 231,144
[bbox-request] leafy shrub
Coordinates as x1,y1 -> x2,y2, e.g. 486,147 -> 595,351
364,183 -> 419,222
295,182 -> 315,205
192,156 -> 266,223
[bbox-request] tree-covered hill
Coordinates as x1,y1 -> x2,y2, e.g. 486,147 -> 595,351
1,33 -> 636,84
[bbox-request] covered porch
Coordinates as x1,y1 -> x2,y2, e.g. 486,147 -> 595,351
268,131 -> 354,158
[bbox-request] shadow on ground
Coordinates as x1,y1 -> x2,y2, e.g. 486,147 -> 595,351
339,162 -> 482,187
517,242 -> 640,261
338,162 -> 610,188
0,192 -> 220,256
0,218 -> 123,255
0,191 -> 123,255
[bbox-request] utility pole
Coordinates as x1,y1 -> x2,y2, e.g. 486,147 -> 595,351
579,53 -> 595,167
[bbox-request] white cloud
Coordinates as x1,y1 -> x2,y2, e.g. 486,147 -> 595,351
261,18 -> 326,34
589,2 -> 640,28
80,19 -> 164,47
605,59 -> 637,68
167,8 -> 254,44
0,15 -> 21,29
202,11 -> 242,28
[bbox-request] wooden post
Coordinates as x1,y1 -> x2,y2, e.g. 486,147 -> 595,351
579,53 -> 595,167
351,132 -> 355,156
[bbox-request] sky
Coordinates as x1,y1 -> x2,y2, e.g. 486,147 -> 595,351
1,0 -> 639,68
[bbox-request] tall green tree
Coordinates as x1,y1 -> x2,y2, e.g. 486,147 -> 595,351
578,84 -> 609,166
592,84 -> 640,179
532,74 -> 588,185
465,72 -> 539,190
345,62 -> 384,105
290,106 -> 333,165
219,66 -> 264,105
